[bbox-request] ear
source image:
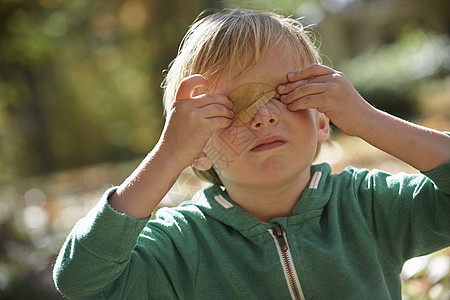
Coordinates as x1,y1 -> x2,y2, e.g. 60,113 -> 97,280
316,113 -> 330,143
192,152 -> 213,171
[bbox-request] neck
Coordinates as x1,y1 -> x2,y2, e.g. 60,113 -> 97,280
224,167 -> 311,223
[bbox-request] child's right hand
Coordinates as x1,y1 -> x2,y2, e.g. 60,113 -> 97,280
160,74 -> 234,168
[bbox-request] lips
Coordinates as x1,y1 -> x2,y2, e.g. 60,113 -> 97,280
250,135 -> 286,152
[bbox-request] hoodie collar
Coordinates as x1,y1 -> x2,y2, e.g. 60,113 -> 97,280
193,163 -> 333,234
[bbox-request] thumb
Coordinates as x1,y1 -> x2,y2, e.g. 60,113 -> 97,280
175,74 -> 208,101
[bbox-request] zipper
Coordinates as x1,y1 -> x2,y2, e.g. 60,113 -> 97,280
270,225 -> 305,300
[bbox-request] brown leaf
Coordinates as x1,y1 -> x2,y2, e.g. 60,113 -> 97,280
229,83 -> 276,126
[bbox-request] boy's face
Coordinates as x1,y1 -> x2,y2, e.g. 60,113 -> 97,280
201,45 -> 329,188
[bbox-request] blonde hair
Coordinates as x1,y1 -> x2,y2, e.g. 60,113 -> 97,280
161,8 -> 322,186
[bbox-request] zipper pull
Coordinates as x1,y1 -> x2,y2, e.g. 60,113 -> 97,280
274,226 -> 288,252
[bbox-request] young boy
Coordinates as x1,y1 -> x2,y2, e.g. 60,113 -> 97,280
53,8 -> 450,299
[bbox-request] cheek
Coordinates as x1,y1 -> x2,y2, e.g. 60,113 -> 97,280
204,127 -> 256,172
286,109 -> 319,143
203,138 -> 233,174
292,109 -> 316,127
213,126 -> 259,155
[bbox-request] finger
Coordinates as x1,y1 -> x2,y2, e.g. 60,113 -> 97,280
175,74 -> 208,101
287,64 -> 335,82
215,117 -> 233,128
277,74 -> 335,95
205,117 -> 233,131
199,103 -> 234,119
287,95 -> 323,112
196,93 -> 233,110
280,83 -> 326,104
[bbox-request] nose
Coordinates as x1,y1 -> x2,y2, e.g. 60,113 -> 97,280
250,104 -> 278,129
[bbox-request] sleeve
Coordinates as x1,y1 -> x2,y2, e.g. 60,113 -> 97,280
53,188 -> 200,299
422,161 -> 450,194
352,162 -> 450,266
53,187 -> 150,299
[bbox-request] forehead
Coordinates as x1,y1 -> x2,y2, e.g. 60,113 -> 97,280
213,46 -> 303,96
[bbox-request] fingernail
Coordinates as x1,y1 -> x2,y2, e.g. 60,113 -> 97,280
280,95 -> 287,102
278,85 -> 285,92
288,73 -> 295,79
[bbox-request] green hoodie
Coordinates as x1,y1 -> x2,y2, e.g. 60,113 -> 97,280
53,162 -> 450,299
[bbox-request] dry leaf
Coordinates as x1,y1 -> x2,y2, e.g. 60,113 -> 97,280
229,83 -> 277,126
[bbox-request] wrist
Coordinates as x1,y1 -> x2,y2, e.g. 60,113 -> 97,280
151,140 -> 189,173
352,104 -> 381,139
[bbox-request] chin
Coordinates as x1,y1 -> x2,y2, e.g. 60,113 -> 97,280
259,156 -> 291,173
254,165 -> 295,185
262,159 -> 312,182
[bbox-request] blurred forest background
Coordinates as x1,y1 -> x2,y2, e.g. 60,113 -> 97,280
0,0 -> 449,299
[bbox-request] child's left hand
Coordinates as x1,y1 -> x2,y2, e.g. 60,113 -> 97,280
277,64 -> 373,137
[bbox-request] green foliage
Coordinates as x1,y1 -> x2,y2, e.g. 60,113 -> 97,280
0,0 -> 221,181
339,28 -> 450,117
2,0 -> 448,181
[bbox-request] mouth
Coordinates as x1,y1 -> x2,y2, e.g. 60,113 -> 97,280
250,136 -> 286,152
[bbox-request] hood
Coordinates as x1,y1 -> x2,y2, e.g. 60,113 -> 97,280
190,163 -> 334,236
